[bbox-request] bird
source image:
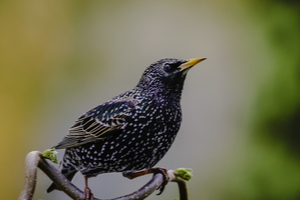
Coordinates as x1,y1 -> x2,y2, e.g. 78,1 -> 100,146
47,57 -> 206,199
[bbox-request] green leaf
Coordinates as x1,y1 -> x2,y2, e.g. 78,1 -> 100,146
42,148 -> 58,164
175,168 -> 193,181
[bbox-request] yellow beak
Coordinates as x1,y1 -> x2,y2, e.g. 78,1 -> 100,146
179,58 -> 206,71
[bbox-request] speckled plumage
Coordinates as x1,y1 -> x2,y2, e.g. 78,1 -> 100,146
47,58 -> 205,193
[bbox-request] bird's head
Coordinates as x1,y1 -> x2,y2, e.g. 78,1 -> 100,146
136,58 -> 206,95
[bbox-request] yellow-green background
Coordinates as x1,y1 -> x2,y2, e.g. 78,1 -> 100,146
2,1 -> 300,199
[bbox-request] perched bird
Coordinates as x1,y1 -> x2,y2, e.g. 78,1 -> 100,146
47,58 -> 206,199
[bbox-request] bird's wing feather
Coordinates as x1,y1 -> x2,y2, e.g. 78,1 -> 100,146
54,98 -> 137,149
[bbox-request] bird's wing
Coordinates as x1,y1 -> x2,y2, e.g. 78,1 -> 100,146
54,98 -> 137,149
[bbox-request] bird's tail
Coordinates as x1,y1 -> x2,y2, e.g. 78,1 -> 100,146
46,156 -> 78,193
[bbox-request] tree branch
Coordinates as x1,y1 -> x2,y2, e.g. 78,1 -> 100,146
19,151 -> 40,200
19,151 -> 189,200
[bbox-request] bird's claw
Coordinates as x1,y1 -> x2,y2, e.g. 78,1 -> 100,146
152,167 -> 169,195
122,167 -> 170,195
83,186 -> 94,200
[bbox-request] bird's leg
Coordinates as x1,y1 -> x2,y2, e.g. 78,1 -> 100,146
123,167 -> 169,195
123,169 -> 153,179
83,176 -> 94,200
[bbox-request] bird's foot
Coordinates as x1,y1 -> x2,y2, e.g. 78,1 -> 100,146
151,167 -> 169,195
122,167 -> 170,195
83,186 -> 94,200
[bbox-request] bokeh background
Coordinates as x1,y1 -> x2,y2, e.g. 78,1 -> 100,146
2,0 -> 300,199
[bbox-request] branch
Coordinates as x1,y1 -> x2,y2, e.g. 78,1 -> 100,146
19,151 -> 40,200
19,151 -> 190,200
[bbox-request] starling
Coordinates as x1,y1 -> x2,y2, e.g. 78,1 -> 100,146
47,58 -> 206,199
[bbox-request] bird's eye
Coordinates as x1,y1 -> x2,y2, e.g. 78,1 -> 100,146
164,64 -> 171,71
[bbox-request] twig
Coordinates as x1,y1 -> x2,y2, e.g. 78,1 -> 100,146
169,171 -> 189,200
19,151 -> 189,200
38,154 -> 83,199
19,151 -> 40,200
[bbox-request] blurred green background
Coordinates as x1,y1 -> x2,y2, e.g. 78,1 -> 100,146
2,0 -> 300,199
